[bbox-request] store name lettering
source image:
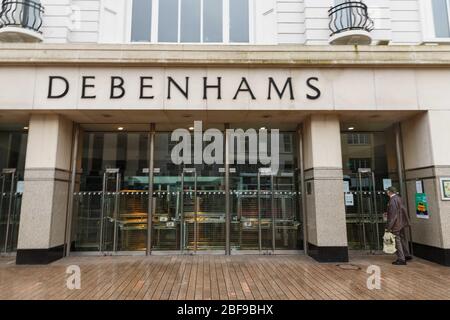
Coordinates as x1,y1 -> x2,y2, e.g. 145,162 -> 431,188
46,75 -> 321,101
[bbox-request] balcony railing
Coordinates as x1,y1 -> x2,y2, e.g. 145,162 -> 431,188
329,1 -> 374,37
0,0 -> 44,34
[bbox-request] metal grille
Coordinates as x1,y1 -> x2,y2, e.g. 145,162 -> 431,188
184,191 -> 226,251
329,1 -> 374,36
0,0 -> 44,32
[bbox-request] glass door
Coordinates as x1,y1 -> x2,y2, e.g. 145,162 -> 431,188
181,167 -> 226,252
345,169 -> 384,252
117,169 -> 148,252
230,169 -> 278,253
230,171 -> 261,251
0,168 -> 21,253
273,172 -> 302,250
151,170 -> 181,251
73,131 -> 150,253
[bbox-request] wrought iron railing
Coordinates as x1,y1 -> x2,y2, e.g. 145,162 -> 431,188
0,0 -> 44,33
329,1 -> 374,37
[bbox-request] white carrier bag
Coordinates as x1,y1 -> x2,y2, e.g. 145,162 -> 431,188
383,231 -> 397,254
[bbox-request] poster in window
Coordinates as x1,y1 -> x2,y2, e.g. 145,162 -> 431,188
440,178 -> 450,201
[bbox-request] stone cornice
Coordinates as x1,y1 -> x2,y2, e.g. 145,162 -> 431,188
1,44 -> 450,67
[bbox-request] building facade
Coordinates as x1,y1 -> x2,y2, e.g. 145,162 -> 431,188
0,0 -> 450,266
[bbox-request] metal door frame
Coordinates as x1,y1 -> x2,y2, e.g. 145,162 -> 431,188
1,168 -> 17,254
99,168 -> 121,253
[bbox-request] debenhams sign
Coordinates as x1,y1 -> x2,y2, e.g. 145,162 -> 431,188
0,68 -> 326,109
46,73 -> 321,101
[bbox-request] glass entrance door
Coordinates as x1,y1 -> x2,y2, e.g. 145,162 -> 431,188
73,131 -> 150,253
341,131 -> 398,252
151,170 -> 181,251
345,169 -> 384,252
273,172 -> 301,250
0,169 -> 21,253
72,130 -> 302,254
181,168 -> 226,252
230,168 -> 301,252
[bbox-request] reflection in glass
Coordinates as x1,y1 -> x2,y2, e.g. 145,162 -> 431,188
229,132 -> 302,251
341,132 -> 398,251
0,130 -> 27,253
229,0 -> 249,43
180,0 -> 201,42
72,130 -> 303,252
203,0 -> 223,42
131,0 -> 152,42
158,0 -> 179,42
73,132 -> 149,252
432,0 -> 450,38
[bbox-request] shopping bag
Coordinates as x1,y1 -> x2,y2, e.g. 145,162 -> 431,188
383,231 -> 397,254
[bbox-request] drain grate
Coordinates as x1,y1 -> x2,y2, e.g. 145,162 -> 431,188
336,264 -> 361,271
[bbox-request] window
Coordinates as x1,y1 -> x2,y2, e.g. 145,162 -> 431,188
282,134 -> 293,153
131,0 -> 249,43
229,0 -> 249,42
131,0 -> 152,42
347,133 -> 370,145
180,0 -> 201,42
432,0 -> 450,37
204,0 -> 223,42
349,158 -> 372,172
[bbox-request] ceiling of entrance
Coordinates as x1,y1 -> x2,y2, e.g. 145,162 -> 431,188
0,110 -> 421,132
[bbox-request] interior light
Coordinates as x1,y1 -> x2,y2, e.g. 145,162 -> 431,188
118,127 -> 124,131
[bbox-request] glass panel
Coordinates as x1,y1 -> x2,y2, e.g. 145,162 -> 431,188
152,132 -> 226,251
341,132 -> 398,251
131,0 -> 152,42
152,133 -> 182,251
203,0 -> 223,43
230,132 -> 302,251
180,0 -> 201,42
158,0 -> 179,42
432,0 -> 450,38
0,130 -> 27,253
229,0 -> 249,42
73,132 -> 149,252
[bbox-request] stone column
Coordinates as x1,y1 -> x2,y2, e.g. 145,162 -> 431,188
401,111 -> 450,266
303,114 -> 348,262
16,114 -> 74,265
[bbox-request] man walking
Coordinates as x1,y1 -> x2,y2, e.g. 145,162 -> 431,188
385,186 -> 412,265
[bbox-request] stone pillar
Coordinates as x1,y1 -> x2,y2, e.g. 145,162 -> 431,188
401,111 -> 450,266
16,114 -> 74,264
303,114 -> 348,262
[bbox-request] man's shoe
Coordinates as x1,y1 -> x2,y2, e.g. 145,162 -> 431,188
392,260 -> 407,265
405,256 -> 413,261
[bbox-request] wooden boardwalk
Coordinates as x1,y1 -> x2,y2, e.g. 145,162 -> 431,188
0,254 -> 449,300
